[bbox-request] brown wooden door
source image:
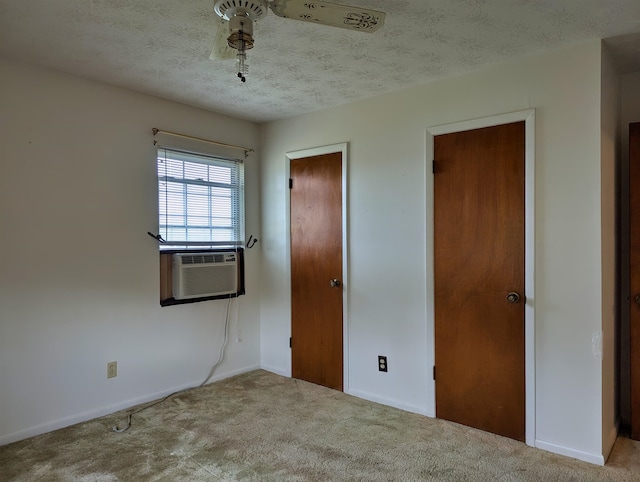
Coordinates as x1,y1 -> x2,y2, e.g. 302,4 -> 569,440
434,122 -> 526,441
290,152 -> 343,391
630,122 -> 640,439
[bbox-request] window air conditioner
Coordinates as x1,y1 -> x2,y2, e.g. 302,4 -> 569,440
172,252 -> 238,300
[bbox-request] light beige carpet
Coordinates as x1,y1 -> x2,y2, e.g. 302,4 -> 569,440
1,370 -> 640,481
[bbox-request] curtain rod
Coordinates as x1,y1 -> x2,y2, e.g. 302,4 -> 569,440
152,128 -> 254,158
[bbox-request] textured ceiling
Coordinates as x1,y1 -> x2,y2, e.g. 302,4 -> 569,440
1,0 -> 640,123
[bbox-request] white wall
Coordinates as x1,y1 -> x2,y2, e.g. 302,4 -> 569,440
0,58 -> 261,445
260,41 -> 610,463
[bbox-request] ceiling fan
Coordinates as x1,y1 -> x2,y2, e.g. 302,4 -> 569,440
211,0 -> 386,82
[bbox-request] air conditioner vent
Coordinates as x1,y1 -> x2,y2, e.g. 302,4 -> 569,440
181,253 -> 223,264
172,251 -> 238,300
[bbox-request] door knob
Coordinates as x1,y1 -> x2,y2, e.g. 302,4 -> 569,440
330,279 -> 341,288
506,292 -> 521,304
635,294 -> 640,305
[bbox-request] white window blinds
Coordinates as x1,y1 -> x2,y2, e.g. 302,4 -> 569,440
157,147 -> 244,249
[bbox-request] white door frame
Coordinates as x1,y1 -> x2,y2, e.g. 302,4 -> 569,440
285,142 -> 350,391
426,109 -> 536,446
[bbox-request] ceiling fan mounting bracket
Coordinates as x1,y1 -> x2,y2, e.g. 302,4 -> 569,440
213,0 -> 268,22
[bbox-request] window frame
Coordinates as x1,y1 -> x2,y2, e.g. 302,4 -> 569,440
156,146 -> 245,250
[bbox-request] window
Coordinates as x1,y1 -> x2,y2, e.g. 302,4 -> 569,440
156,147 -> 244,249
156,146 -> 245,306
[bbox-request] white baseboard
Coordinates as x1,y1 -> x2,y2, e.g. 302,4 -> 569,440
260,363 -> 291,378
535,439 -> 605,466
0,364 -> 259,447
347,388 -> 429,417
256,370 -> 429,418
201,364 -> 260,386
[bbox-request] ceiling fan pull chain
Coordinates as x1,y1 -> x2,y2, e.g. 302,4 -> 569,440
236,21 -> 248,83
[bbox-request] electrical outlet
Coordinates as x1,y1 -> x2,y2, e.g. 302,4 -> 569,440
378,355 -> 388,372
107,361 -> 117,379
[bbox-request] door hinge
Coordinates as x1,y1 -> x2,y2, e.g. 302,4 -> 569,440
432,160 -> 437,174
433,366 -> 436,380
289,337 -> 292,348
289,178 -> 293,189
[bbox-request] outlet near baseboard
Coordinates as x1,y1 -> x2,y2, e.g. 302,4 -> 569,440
107,361 -> 117,379
378,355 -> 387,372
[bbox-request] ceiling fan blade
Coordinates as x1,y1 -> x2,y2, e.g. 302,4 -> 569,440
210,18 -> 236,61
269,0 -> 385,33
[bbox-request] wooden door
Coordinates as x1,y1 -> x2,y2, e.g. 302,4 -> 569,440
290,152 -> 343,391
434,122 -> 526,441
630,122 -> 640,439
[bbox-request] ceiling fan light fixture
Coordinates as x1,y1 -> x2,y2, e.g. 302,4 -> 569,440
227,15 -> 255,50
213,0 -> 267,83
227,15 -> 253,83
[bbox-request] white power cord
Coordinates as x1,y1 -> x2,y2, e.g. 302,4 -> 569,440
199,298 -> 232,388
112,297 -> 233,433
